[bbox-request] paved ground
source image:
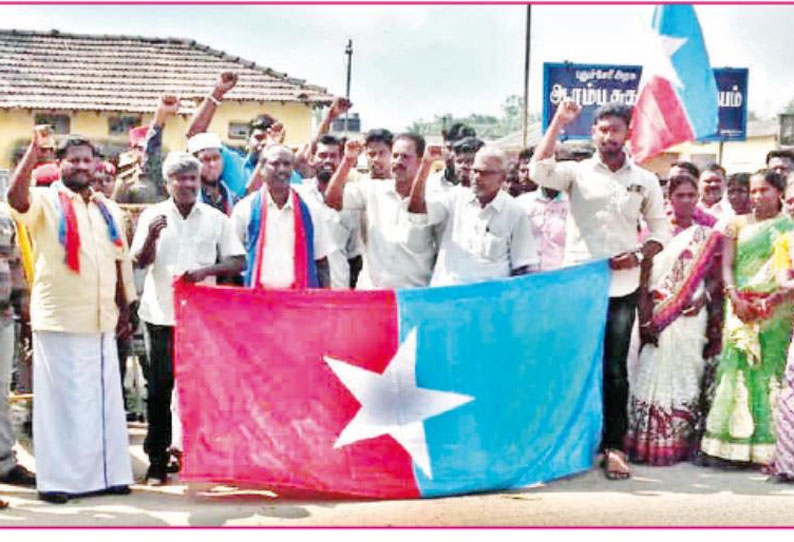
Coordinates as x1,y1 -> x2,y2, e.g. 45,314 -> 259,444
2,423 -> 794,527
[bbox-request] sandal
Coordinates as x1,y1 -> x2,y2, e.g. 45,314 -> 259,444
602,449 -> 631,481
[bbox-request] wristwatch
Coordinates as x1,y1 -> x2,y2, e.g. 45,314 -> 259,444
633,249 -> 645,264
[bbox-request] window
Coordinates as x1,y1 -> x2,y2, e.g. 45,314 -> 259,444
228,122 -> 249,140
108,116 -> 142,136
34,113 -> 70,135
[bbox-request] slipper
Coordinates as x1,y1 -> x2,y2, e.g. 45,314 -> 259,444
603,449 -> 631,481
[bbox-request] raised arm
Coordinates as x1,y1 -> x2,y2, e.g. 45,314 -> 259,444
324,139 -> 362,211
308,97 -> 351,156
145,95 -> 181,196
186,72 -> 238,138
536,100 -> 580,160
408,144 -> 444,214
8,127 -> 49,213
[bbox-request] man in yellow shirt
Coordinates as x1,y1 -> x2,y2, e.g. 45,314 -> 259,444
7,131 -> 137,504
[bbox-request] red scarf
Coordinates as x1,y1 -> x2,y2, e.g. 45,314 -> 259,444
250,190 -> 311,289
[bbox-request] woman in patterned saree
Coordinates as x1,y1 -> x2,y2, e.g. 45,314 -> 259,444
769,192 -> 794,482
625,172 -> 723,465
701,170 -> 794,467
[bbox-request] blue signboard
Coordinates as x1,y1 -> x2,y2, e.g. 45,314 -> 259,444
701,67 -> 748,141
542,63 -> 748,142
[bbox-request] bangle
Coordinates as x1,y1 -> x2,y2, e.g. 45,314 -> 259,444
207,94 -> 221,106
639,320 -> 652,328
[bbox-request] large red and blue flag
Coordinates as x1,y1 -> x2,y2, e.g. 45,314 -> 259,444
629,4 -> 719,163
174,261 -> 610,498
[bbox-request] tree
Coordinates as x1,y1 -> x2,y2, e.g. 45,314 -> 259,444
405,96 -> 538,140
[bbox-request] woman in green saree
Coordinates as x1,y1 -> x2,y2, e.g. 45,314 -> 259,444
701,170 -> 794,466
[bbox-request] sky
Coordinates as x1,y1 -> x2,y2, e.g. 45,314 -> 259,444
0,4 -> 793,133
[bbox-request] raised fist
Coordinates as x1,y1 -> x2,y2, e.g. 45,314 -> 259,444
266,122 -> 286,145
214,72 -> 238,97
158,95 -> 181,116
344,140 -> 363,161
33,124 -> 54,150
329,97 -> 352,120
554,99 -> 581,125
423,144 -> 444,163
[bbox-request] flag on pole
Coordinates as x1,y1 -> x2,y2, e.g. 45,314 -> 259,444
628,4 -> 719,163
174,261 -> 610,499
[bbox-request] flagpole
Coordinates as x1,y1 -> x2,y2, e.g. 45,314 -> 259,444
522,5 -> 531,148
344,39 -> 353,137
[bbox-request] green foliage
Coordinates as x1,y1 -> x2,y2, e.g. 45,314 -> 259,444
406,95 -> 538,139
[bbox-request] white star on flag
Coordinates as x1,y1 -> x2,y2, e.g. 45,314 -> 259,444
641,32 -> 688,90
323,328 -> 474,479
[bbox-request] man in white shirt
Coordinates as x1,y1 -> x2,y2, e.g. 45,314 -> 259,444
697,163 -> 733,223
132,152 -> 245,485
409,145 -> 538,286
232,145 -> 331,289
426,136 -> 484,196
294,135 -> 362,289
530,100 -> 670,481
325,134 -> 437,289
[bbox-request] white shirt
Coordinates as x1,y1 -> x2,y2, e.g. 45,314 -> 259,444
416,189 -> 538,286
294,178 -> 362,289
699,199 -> 735,231
426,169 -> 458,196
132,199 -> 244,326
342,178 -> 437,289
232,188 -> 331,289
530,155 -> 671,297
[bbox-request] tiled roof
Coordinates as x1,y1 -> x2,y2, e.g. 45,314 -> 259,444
0,29 -> 334,113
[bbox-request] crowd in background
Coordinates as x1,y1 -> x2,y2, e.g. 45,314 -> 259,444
3,72 -> 794,507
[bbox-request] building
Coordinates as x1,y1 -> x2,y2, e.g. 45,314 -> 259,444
494,118 -> 781,175
644,118 -> 779,175
0,29 -> 334,168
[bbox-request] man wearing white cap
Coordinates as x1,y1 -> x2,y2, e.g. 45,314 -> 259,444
187,132 -> 237,216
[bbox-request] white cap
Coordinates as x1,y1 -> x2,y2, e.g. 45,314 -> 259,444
187,132 -> 222,154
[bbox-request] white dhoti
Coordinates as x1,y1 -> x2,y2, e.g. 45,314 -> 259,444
33,331 -> 133,493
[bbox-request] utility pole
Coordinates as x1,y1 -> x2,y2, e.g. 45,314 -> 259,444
344,39 -> 353,135
522,5 -> 531,148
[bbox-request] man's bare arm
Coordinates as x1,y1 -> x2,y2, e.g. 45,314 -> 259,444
324,140 -> 361,211
407,145 -> 444,214
8,128 -> 48,213
186,72 -> 237,138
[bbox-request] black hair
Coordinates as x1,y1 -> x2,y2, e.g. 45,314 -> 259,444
394,133 -> 426,158
668,174 -> 699,196
318,134 -> 344,149
766,149 -> 794,165
727,172 -> 751,187
752,169 -> 786,193
593,103 -> 632,128
56,135 -> 98,160
249,113 -> 278,132
517,147 -> 534,163
703,163 -> 726,178
670,160 -> 700,179
451,137 -> 484,155
443,122 -> 476,143
365,128 -> 394,148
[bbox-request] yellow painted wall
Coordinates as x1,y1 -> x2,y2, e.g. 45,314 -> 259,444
0,101 -> 314,169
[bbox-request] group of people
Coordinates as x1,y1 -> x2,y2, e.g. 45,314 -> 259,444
3,70 -> 794,508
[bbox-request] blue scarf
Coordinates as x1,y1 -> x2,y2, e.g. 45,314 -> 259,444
243,188 -> 318,288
